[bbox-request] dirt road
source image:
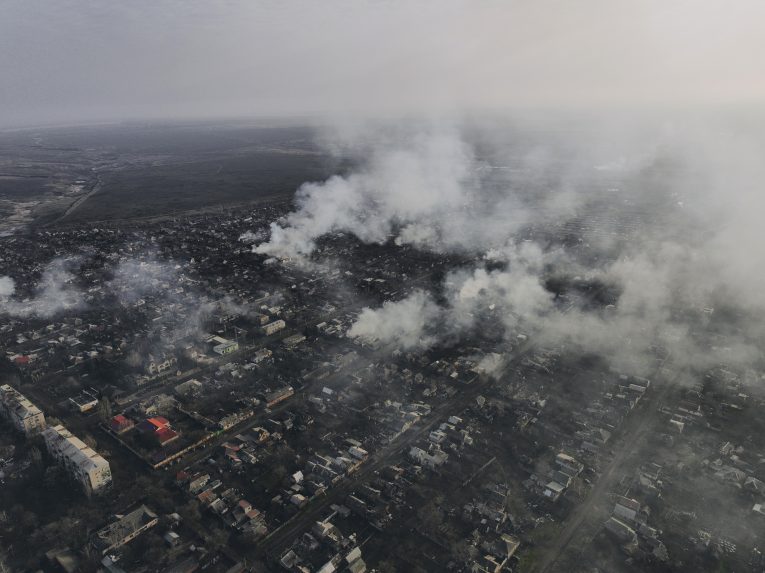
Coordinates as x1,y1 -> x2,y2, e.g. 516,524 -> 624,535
535,363 -> 678,573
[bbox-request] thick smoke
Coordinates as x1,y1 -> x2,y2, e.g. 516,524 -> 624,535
258,116 -> 765,379
255,127 -> 483,258
253,121 -> 655,260
347,290 -> 440,350
347,234 -> 761,375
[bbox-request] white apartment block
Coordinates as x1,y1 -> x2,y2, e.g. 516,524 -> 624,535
262,319 -> 286,336
42,424 -> 112,496
0,384 -> 46,435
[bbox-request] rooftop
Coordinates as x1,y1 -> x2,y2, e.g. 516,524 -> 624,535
94,505 -> 158,552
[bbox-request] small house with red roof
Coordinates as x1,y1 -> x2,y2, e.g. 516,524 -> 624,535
110,414 -> 135,434
143,416 -> 170,430
155,426 -> 179,446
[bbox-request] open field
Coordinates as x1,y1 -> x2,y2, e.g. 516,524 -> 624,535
0,121 -> 340,229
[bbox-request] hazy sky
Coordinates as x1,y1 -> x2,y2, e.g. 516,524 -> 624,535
2,0 -> 764,127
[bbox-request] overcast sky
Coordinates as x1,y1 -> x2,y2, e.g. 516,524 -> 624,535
1,0 -> 764,127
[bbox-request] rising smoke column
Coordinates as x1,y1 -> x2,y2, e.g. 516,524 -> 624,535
256,118 -> 765,380
255,127 -> 479,259
347,290 -> 441,350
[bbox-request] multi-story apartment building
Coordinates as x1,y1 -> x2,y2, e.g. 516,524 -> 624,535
0,384 -> 46,435
42,424 -> 112,496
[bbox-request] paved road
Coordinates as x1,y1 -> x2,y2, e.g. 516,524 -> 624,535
47,175 -> 102,226
534,362 -> 678,573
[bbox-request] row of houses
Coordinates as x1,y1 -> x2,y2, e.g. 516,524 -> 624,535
177,470 -> 268,538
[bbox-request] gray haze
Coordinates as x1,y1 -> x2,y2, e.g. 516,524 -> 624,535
254,115 -> 765,378
4,0 -> 765,379
0,258 -> 85,318
2,0 -> 765,127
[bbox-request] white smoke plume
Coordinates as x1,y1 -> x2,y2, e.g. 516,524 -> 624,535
0,276 -> 14,298
256,115 -> 765,378
255,126 -> 480,259
349,232 -> 763,377
252,119 -> 662,262
347,290 -> 441,350
0,258 -> 85,318
474,353 -> 507,379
